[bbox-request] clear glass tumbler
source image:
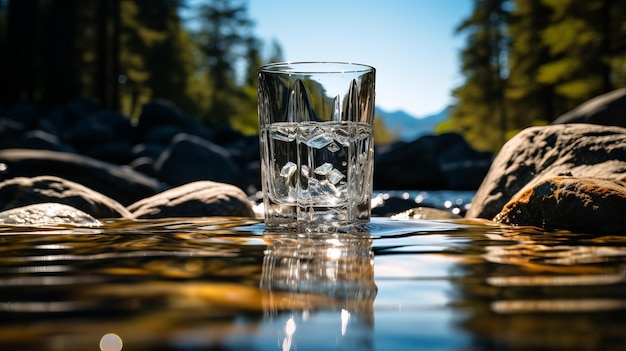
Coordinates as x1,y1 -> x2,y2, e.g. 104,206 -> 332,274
257,62 -> 376,231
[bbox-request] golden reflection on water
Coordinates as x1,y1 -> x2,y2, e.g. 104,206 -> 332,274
0,216 -> 624,350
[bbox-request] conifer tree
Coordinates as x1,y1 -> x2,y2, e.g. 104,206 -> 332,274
505,0 -> 553,129
448,0 -> 510,151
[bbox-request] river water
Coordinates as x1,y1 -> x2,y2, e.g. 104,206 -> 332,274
0,193 -> 624,350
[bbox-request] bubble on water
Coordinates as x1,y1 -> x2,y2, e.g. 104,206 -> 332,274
304,127 -> 333,149
327,142 -> 340,153
328,169 -> 345,184
314,162 -> 333,176
280,162 -> 297,178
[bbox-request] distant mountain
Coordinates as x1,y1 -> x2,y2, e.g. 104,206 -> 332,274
375,106 -> 450,142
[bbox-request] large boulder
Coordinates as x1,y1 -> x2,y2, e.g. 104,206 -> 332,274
374,133 -> 492,190
0,148 -> 163,206
65,109 -> 135,164
467,124 -> 626,220
0,176 -> 131,218
134,99 -> 214,144
552,88 -> 626,128
128,180 -> 255,219
494,176 -> 626,234
154,133 -> 241,187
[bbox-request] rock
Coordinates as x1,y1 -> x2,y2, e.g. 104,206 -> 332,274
65,109 -> 135,164
154,133 -> 241,187
128,180 -> 255,219
552,88 -> 626,128
36,98 -> 100,138
0,202 -> 101,226
0,148 -> 163,206
494,176 -> 626,234
20,130 -> 74,153
0,102 -> 36,149
374,133 -> 492,190
134,99 -> 214,144
223,133 -> 261,192
0,176 -> 131,218
4,101 -> 38,130
467,124 -> 626,219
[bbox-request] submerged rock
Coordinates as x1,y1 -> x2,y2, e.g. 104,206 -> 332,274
128,180 -> 255,219
494,176 -> 626,234
0,203 -> 101,226
0,176 -> 131,219
467,124 -> 626,220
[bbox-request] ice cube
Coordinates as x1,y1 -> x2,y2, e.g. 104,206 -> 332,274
328,169 -> 345,184
280,161 -> 297,178
314,162 -> 333,176
303,127 -> 333,149
318,180 -> 339,196
301,164 -> 310,178
307,178 -> 322,198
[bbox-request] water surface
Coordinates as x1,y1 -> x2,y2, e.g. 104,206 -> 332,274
0,214 -> 624,350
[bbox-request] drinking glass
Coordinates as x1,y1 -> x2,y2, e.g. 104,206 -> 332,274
257,62 -> 376,231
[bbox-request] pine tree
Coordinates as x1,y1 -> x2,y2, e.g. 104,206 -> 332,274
506,0 -> 554,129
448,0 -> 510,151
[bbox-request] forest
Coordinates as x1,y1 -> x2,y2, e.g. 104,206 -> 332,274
0,0 -> 625,151
443,0 -> 626,151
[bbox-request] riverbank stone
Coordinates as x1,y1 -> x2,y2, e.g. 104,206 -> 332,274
128,180 -> 255,219
0,203 -> 101,226
0,176 -> 131,218
494,176 -> 626,234
467,124 -> 626,220
374,132 -> 492,190
552,88 -> 626,128
0,148 -> 163,206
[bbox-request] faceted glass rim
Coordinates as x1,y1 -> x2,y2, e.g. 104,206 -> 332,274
258,61 -> 375,75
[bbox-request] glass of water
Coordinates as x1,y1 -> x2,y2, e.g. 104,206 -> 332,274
257,62 -> 376,231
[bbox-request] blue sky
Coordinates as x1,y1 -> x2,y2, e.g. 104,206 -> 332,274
247,0 -> 473,117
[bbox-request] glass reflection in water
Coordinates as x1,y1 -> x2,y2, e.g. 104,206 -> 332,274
260,230 -> 377,350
